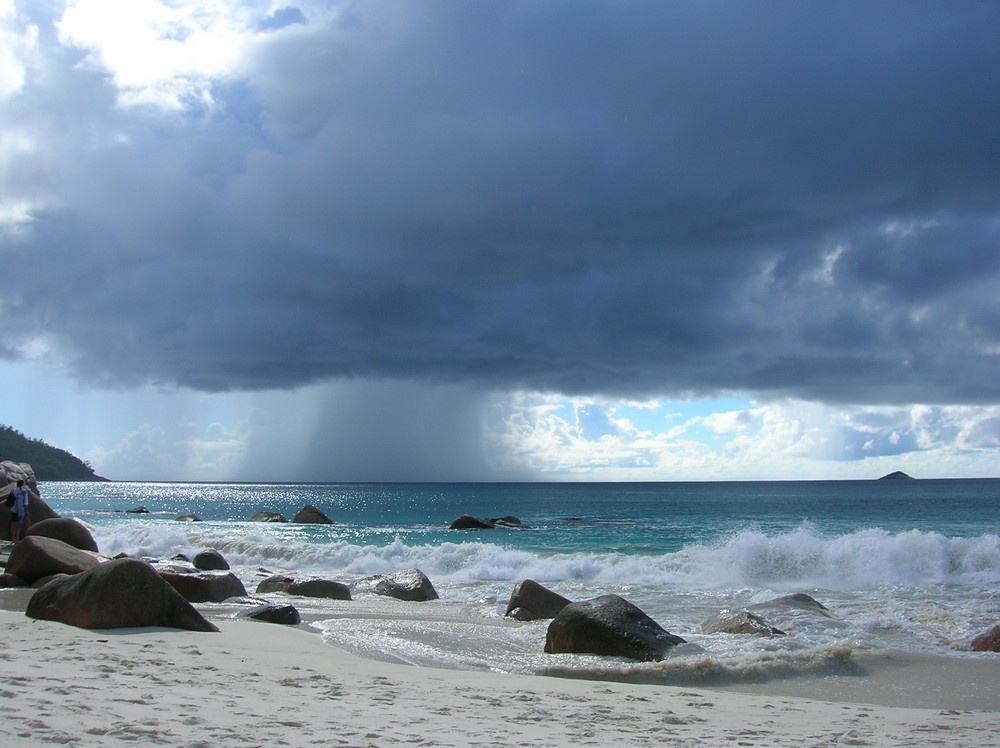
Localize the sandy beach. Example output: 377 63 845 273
1 605 998 748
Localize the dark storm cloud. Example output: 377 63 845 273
2 1 999 405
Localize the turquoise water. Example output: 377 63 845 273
32 479 1000 680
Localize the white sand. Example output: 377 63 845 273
1 610 998 747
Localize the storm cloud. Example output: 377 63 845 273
2 1 998 410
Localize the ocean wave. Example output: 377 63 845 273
538 643 858 686
90 521 1000 590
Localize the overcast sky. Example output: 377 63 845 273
1 1 998 482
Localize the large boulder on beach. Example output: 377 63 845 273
350 568 439 602
5 536 102 583
26 557 218 631
0 462 60 541
249 511 287 523
292 504 336 524
971 623 1000 652
0 572 27 588
256 574 352 600
193 549 230 571
699 609 786 637
544 594 686 661
505 579 572 621
25 518 99 553
157 570 247 603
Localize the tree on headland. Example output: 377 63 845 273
0 425 107 481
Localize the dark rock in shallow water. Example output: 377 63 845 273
126 506 149 514
545 594 685 661
489 516 523 527
158 570 247 603
292 504 336 524
350 568 439 601
26 558 218 631
249 511 287 523
747 592 832 618
256 574 295 593
0 572 27 588
505 579 571 621
242 603 301 625
25 518 99 553
286 578 351 600
971 623 1000 652
699 609 785 637
193 549 230 571
175 514 201 522
256 574 351 600
6 536 101 584
449 514 496 530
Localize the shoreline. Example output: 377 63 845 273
2 605 999 747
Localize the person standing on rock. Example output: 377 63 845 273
9 479 29 543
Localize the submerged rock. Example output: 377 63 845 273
545 594 686 661
747 593 832 618
175 514 201 522
249 511 287 523
699 609 785 637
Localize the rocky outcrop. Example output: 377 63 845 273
5 536 102 583
350 568 439 602
157 569 247 603
699 609 785 637
249 511 287 523
545 594 686 661
971 623 1000 652
126 507 149 514
26 557 218 631
448 514 524 530
449 514 496 529
292 504 335 524
25 518 99 553
193 549 230 571
176 514 201 522
0 461 60 540
505 579 571 621
241 603 301 625
256 574 351 600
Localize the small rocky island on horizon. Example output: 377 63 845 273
877 470 914 480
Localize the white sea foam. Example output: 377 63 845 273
90 521 1000 589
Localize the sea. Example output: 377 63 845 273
35 479 1000 696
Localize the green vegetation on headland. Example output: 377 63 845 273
0 425 107 481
